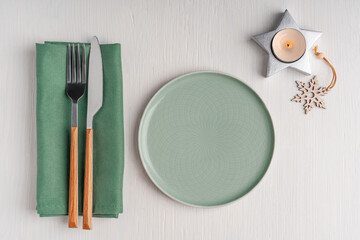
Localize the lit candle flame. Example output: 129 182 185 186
285 41 293 49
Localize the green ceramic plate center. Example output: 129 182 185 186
139 72 274 207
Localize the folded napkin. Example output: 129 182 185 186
36 42 124 218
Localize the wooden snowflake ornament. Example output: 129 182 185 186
291 76 329 114
291 46 337 114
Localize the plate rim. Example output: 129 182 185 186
138 70 275 208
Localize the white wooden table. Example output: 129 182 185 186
1 0 359 239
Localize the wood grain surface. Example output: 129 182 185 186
83 129 93 230
0 0 359 239
68 126 78 228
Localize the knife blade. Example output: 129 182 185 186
86 36 103 128
83 36 103 230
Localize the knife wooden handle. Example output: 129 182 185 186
69 126 78 228
83 129 93 230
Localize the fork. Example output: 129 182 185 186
66 44 86 228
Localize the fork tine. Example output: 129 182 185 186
72 44 76 83
82 44 86 83
66 44 71 83
77 44 81 83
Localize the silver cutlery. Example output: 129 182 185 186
66 44 86 228
83 36 103 230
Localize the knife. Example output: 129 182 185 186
83 36 103 230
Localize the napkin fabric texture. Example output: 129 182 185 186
36 42 124 218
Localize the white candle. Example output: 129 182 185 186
271 28 306 63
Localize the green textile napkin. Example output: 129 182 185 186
36 42 124 218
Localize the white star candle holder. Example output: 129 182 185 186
252 10 322 77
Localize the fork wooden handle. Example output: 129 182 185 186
83 129 93 230
69 126 78 228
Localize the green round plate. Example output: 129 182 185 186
139 72 274 207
